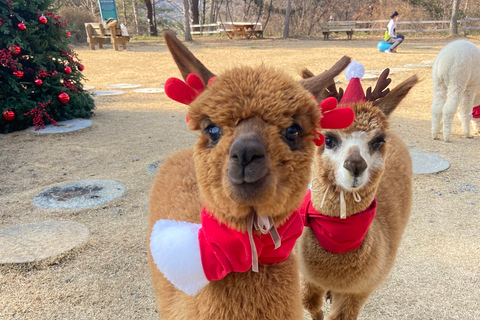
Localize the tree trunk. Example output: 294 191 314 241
450 0 461 35
144 0 158 36
132 0 140 34
184 0 193 41
209 0 216 23
283 0 291 38
192 0 200 25
122 0 128 25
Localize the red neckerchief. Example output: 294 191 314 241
472 105 480 119
198 208 303 281
298 190 376 253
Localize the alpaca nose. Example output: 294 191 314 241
228 135 267 184
343 152 367 177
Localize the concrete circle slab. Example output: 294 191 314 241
107 83 142 89
410 151 450 174
33 179 126 210
30 119 92 133
0 220 90 264
404 64 432 68
92 90 124 96
83 85 95 91
422 60 435 64
146 160 164 175
133 88 165 94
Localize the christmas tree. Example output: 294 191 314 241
0 0 94 134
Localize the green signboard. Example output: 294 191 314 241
98 0 118 21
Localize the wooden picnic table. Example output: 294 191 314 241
226 22 263 38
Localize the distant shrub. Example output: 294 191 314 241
59 7 98 44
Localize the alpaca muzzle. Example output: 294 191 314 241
228 135 268 184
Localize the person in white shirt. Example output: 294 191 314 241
385 11 404 54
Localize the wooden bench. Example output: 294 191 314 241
85 22 129 51
322 21 356 40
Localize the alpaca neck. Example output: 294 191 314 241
310 183 377 218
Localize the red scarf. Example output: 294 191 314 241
198 209 303 281
298 190 376 253
472 105 480 119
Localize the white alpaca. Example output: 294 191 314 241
431 39 480 142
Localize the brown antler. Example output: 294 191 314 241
325 80 344 102
366 68 391 102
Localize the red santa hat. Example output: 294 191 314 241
340 61 366 105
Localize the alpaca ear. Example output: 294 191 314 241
373 75 419 117
164 30 216 86
298 56 351 102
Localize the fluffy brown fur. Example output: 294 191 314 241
299 75 418 320
148 30 351 320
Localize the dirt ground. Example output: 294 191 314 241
1 34 479 320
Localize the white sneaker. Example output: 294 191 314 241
385 49 393 54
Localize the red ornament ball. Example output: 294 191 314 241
58 92 70 104
9 45 21 55
13 70 24 78
78 64 85 71
39 15 47 24
34 79 43 86
64 66 72 74
17 22 26 31
66 31 71 37
3 111 15 121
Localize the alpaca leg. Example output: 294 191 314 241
326 292 369 320
442 90 462 142
431 83 447 140
458 89 476 138
302 279 326 320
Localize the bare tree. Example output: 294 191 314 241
122 0 128 24
183 0 193 41
144 0 158 35
450 0 461 34
132 0 140 34
283 0 291 38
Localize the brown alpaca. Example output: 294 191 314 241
298 65 418 320
148 30 353 320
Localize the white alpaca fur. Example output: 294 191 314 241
431 39 480 142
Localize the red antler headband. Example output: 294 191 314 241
164 73 215 122
313 97 355 146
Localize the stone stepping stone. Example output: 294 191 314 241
404 64 432 68
422 60 434 64
30 119 92 134
0 220 90 264
146 160 164 175
133 88 165 94
389 67 413 72
33 179 126 210
410 151 450 174
83 85 95 91
107 83 142 89
362 74 378 80
413 46 432 49
92 90 124 96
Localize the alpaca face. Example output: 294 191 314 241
188 66 320 226
315 103 388 192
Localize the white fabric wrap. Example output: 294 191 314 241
150 219 209 296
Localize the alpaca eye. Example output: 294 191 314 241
205 124 222 144
285 124 302 142
325 136 338 149
372 138 386 151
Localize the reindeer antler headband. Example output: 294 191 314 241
164 73 355 146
